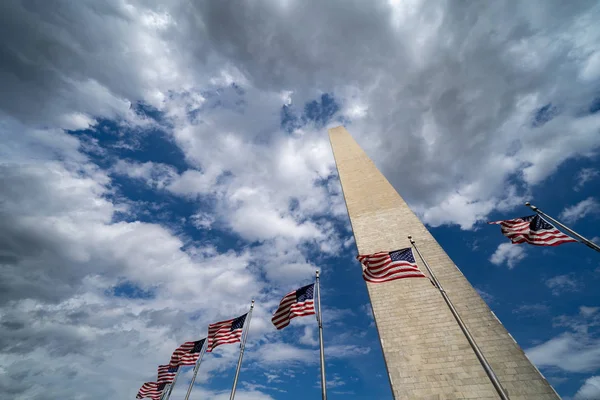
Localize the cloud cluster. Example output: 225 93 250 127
575 168 599 191
526 306 600 373
574 375 600 400
3 0 600 228
545 275 581 296
489 242 527 268
2 0 600 398
559 197 600 224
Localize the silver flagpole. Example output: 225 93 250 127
525 202 600 253
408 236 510 400
163 366 181 400
158 385 168 400
184 338 208 400
316 270 327 400
160 382 173 400
230 299 254 400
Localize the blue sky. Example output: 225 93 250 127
1 1 600 400
69 96 393 400
65 91 600 399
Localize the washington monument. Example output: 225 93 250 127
328 126 559 399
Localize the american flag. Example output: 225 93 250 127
136 382 167 400
168 338 205 367
488 214 577 246
271 283 316 330
207 313 247 352
157 364 178 383
357 248 426 283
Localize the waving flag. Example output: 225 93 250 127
489 214 577 246
272 283 316 330
157 364 178 383
207 314 247 352
357 248 426 283
168 338 205 367
169 341 194 367
136 382 166 400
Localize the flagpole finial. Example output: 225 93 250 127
316 270 320 278
408 235 415 243
525 201 538 211
250 299 255 309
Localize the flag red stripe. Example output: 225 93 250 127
363 266 424 280
489 217 576 247
358 249 426 284
271 285 316 330
272 300 314 319
367 260 417 274
207 316 245 352
137 382 166 400
274 309 317 329
157 364 177 383
272 301 315 328
364 271 427 283
169 342 196 366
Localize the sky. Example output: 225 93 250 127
0 1 599 399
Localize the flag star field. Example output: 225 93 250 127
0 1 599 399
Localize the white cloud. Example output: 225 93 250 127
580 307 600 318
254 343 316 366
575 168 599 191
475 288 495 305
2 0 600 397
298 326 319 347
559 197 600 224
259 249 318 286
0 161 283 398
190 211 216 230
325 345 371 358
326 374 347 388
112 160 178 189
527 333 600 373
58 112 97 130
513 304 550 316
360 304 374 321
574 376 600 400
252 342 369 367
545 275 580 296
580 51 600 82
489 243 527 268
184 388 275 400
167 169 222 198
526 307 600 373
2 0 600 232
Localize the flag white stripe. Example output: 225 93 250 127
489 216 576 246
358 249 426 284
363 269 426 283
272 301 315 326
271 285 316 330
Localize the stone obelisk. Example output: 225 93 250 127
328 126 559 400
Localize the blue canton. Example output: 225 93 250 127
191 339 205 353
519 215 553 230
296 283 315 302
389 248 415 263
231 314 247 331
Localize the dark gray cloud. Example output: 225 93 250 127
0 1 137 127
0 164 112 305
1 0 599 226
162 0 600 227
